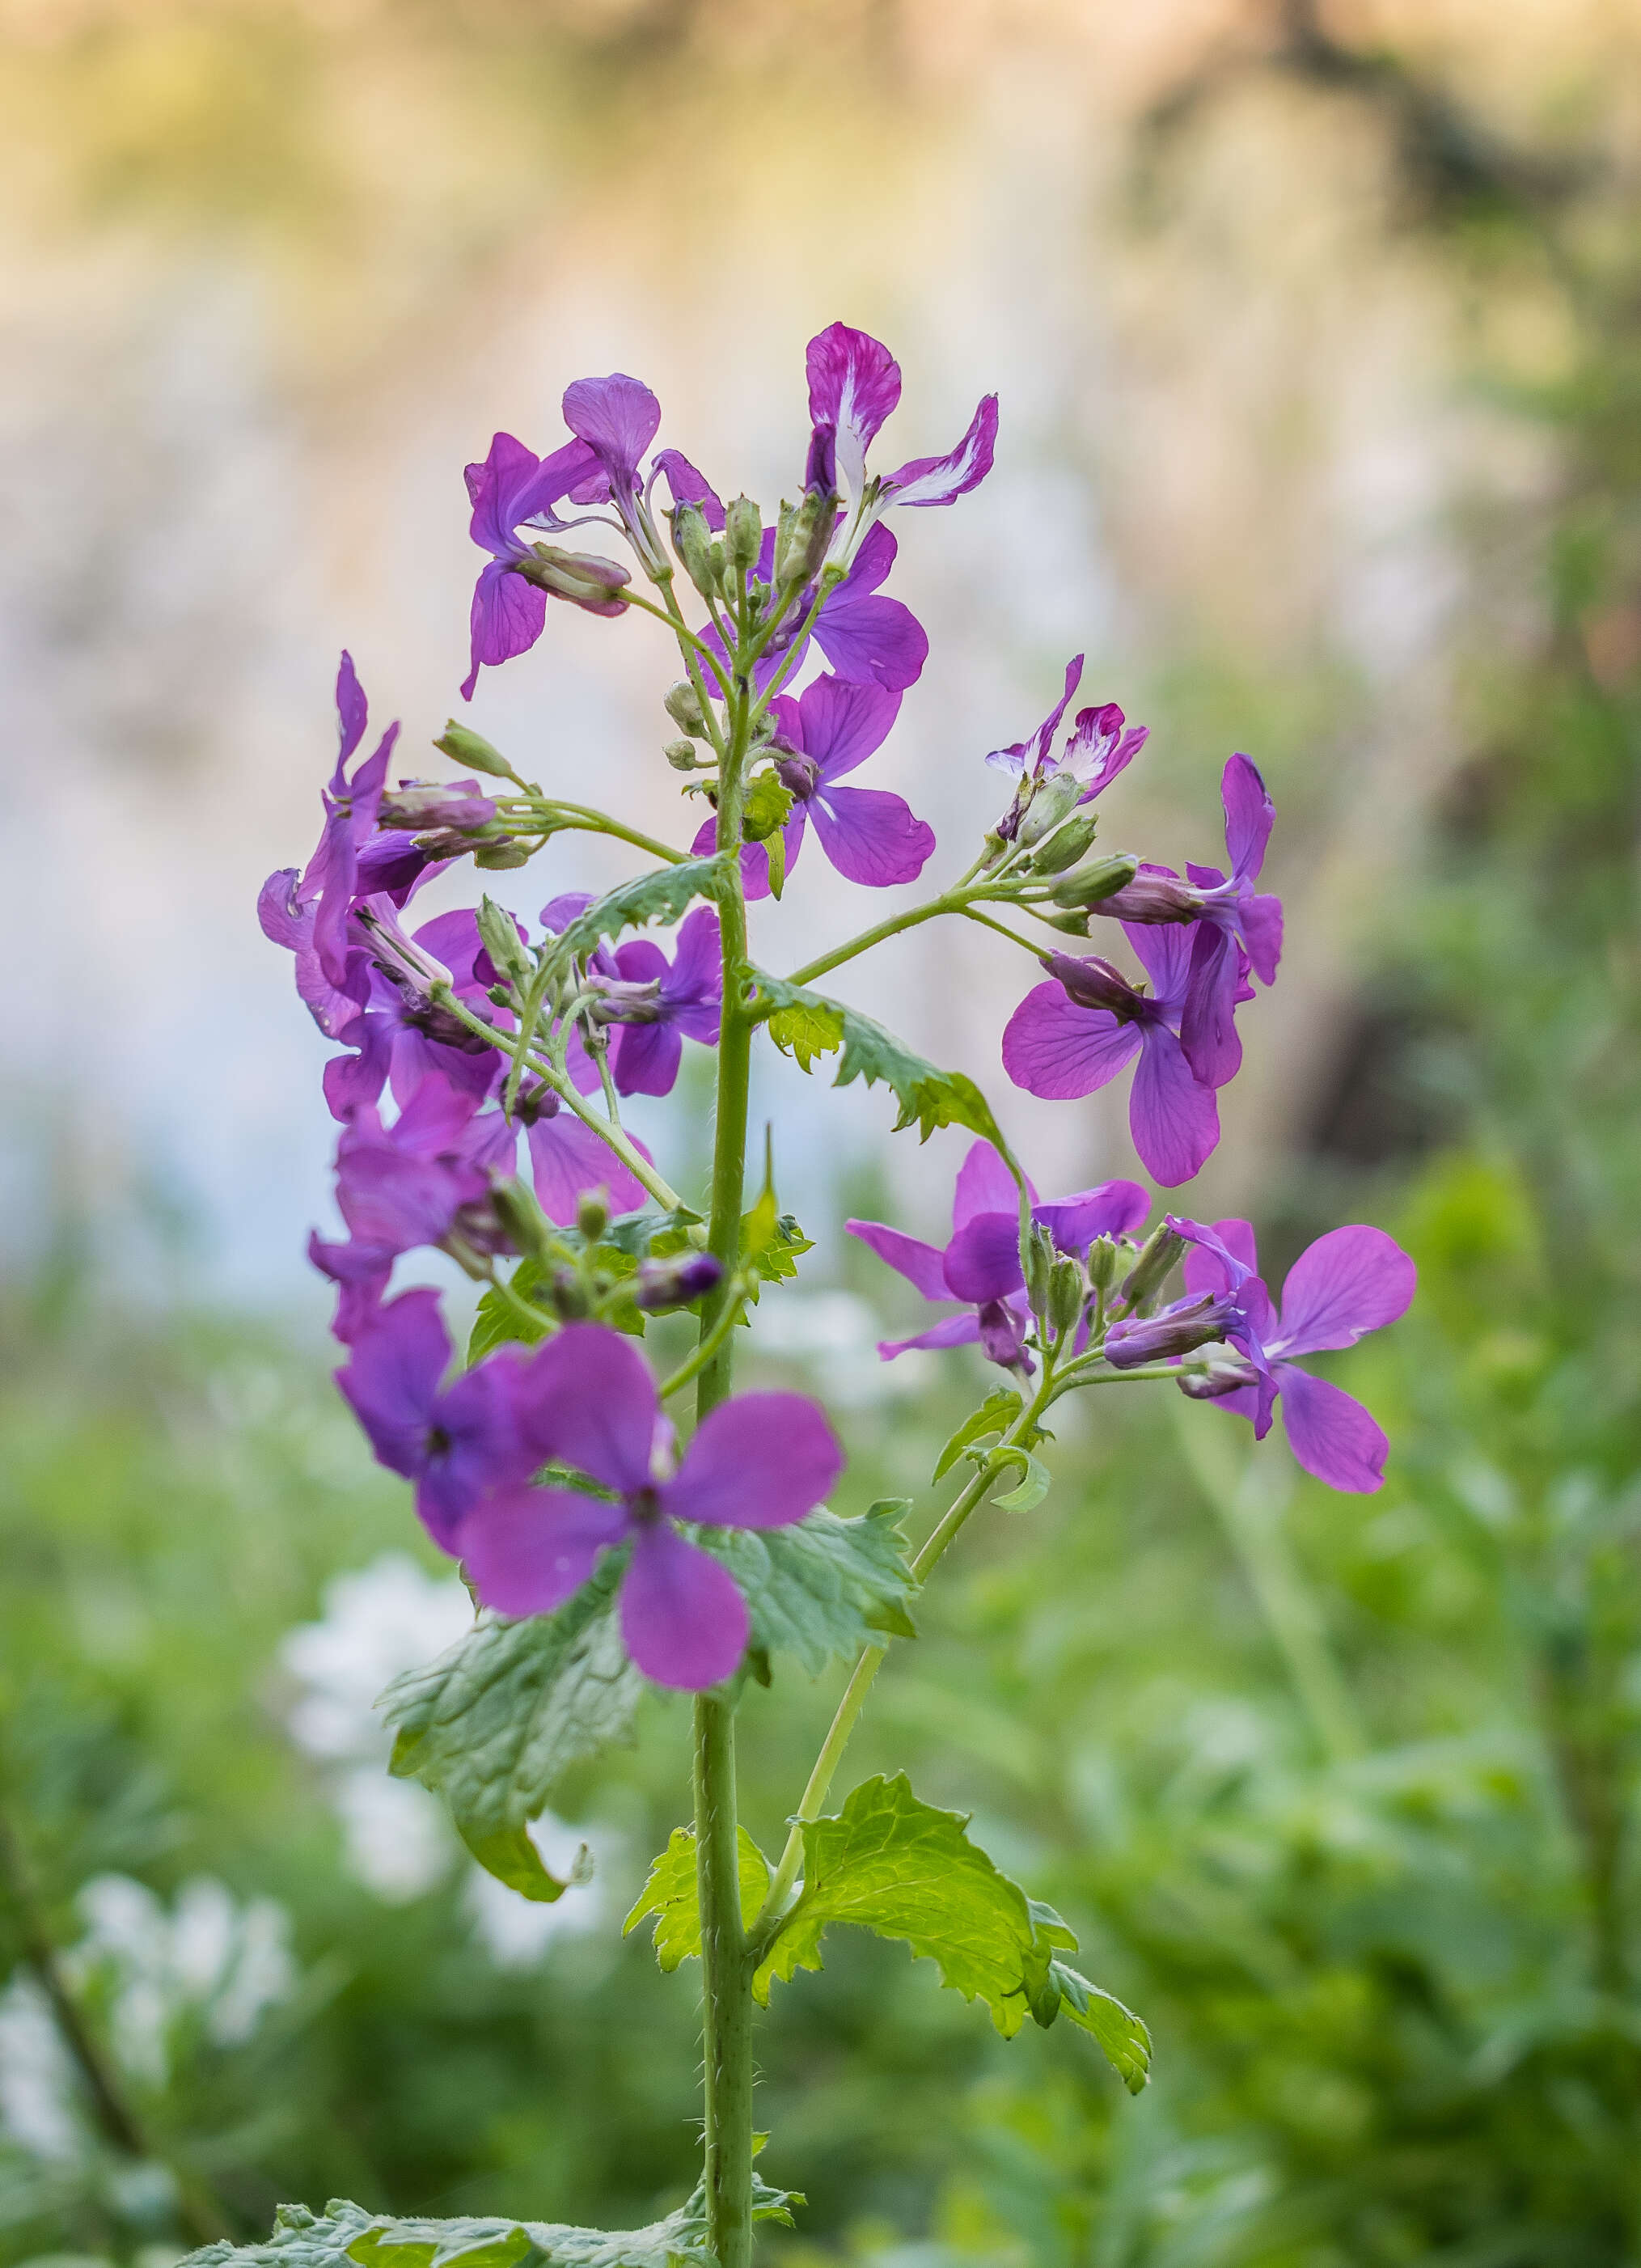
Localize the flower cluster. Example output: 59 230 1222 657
263 315 1415 1710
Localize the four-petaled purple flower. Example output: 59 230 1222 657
692 676 934 899
455 1324 844 1690
1095 757 1283 1087
336 1288 541 1547
460 431 632 701
1003 927 1229 1188
985 654 1149 840
848 1140 1148 1373
593 904 724 1098
806 321 999 566
1166 1215 1415 1492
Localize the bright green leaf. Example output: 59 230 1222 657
468 1259 555 1362
696 1502 918 1676
543 858 721 980
933 1387 1023 1483
1044 1960 1153 2095
751 972 1009 1148
379 1567 640 1899
622 1824 772 1971
992 1447 1051 1513
742 772 796 844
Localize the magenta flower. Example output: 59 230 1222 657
1096 756 1283 1088
806 321 999 562
322 908 503 1122
848 1140 1148 1372
1169 1216 1415 1492
984 656 1148 839
336 1289 540 1547
456 1325 844 1690
593 905 723 1098
1002 929 1222 1188
692 676 934 899
460 430 631 701
329 1075 515 1266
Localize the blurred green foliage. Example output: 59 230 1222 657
7 24 1641 2268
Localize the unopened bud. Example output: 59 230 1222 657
664 679 708 735
1047 1254 1088 1336
488 1177 554 1265
515 544 631 616
665 738 700 770
1050 854 1141 909
1106 1295 1233 1368
773 484 836 589
1178 1350 1260 1399
1024 1222 1055 1315
549 1267 592 1322
1094 870 1205 925
635 1251 723 1310
1119 1223 1186 1314
1015 772 1083 848
670 501 719 599
1029 811 1100 874
434 721 517 781
1086 1236 1119 1293
474 840 532 870
724 495 762 573
476 897 532 988
1043 908 1092 936
379 781 498 833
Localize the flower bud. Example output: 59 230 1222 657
1086 1236 1119 1293
476 896 532 988
1024 1221 1055 1315
665 738 701 770
670 501 720 599
635 1251 724 1310
773 484 837 589
1028 812 1100 874
1118 1222 1186 1313
515 544 631 616
1047 1254 1088 1336
1105 1294 1232 1368
488 1175 555 1265
724 495 763 573
1015 772 1082 848
549 1267 592 1322
378 781 497 832
576 1188 609 1244
1042 908 1092 936
664 680 708 735
434 721 517 781
473 840 533 870
1050 854 1141 908
1094 870 1205 925
772 748 822 799
1178 1350 1260 1399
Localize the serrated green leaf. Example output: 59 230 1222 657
180 2180 800 2268
696 1502 917 1676
543 859 721 981
1044 1960 1153 2094
992 1447 1051 1513
622 1825 771 1970
741 772 796 844
751 972 1009 1147
933 1388 1023 1483
468 1259 556 1362
379 1567 640 1898
601 1205 704 1258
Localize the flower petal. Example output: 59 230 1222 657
952 1139 1025 1229
1130 1027 1220 1187
1179 926 1244 1090
460 1487 628 1618
664 1392 843 1531
620 1525 749 1690
883 394 999 506
611 1019 684 1098
1033 1180 1150 1251
561 374 662 491
845 1219 950 1300
879 1313 981 1357
335 1288 448 1476
1277 1363 1390 1492
515 1322 658 1491
1002 983 1141 1101
1274 1226 1416 1356
813 590 928 692
1222 754 1275 883
1181 1217 1259 1299
793 675 901 782
526 1112 650 1225
943 1213 1026 1305
810 785 936 888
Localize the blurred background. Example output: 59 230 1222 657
5 0 1641 2260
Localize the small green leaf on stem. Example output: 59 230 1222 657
543 858 723 979
624 1825 772 1970
990 1446 1051 1513
752 973 1009 1148
933 1388 1023 1483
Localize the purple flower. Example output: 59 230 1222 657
336 1288 539 1547
1002 928 1221 1188
848 1140 1148 1372
456 1324 844 1690
514 1081 654 1225
592 905 723 1098
322 907 504 1122
1168 1216 1415 1492
692 676 934 899
286 654 402 988
700 522 928 696
985 657 1149 840
258 868 370 1040
1096 757 1282 1089
460 431 630 702
331 1075 515 1267
806 321 999 563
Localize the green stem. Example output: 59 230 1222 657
659 1277 748 1400
508 802 689 866
749 1370 1057 1945
692 662 757 2268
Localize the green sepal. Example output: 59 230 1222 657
933 1387 1022 1483
379 1566 641 1900
696 1501 917 1677
751 971 1010 1148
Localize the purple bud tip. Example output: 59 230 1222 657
635 1251 723 1310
